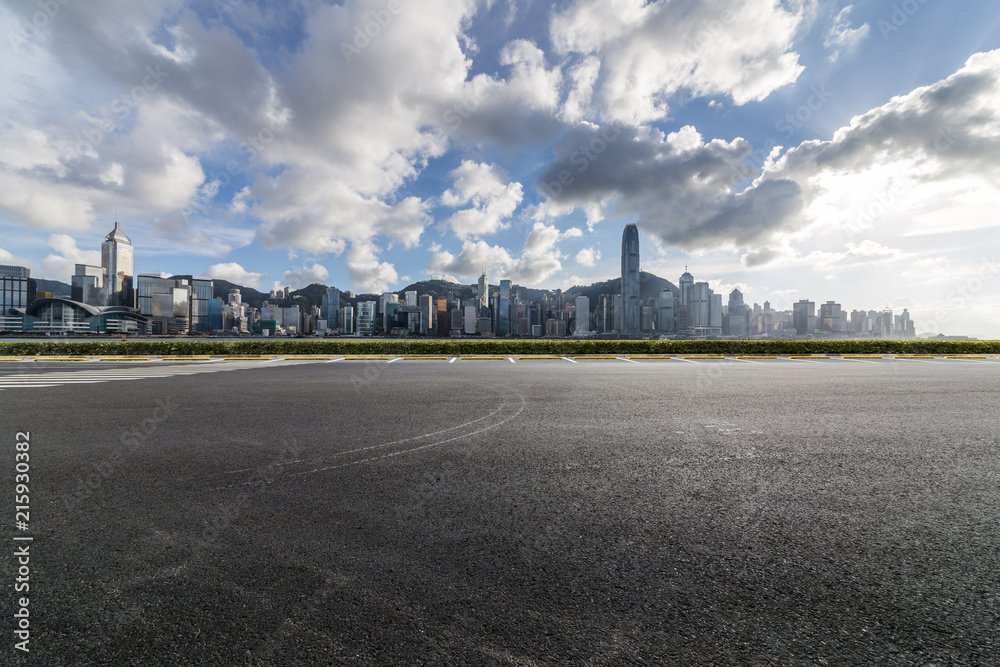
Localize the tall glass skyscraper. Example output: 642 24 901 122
478 272 489 316
620 224 640 335
102 221 134 308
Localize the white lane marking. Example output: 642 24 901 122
562 357 577 363
508 357 516 363
449 357 458 363
0 359 309 391
617 357 640 364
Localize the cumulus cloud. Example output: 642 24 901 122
279 263 330 291
39 234 102 281
347 242 398 294
536 50 1000 265
427 222 575 286
550 0 808 124
576 247 601 266
441 161 523 239
204 262 265 288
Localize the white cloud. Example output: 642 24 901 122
346 242 398 294
279 264 330 291
824 5 869 63
39 234 102 281
576 247 601 266
441 161 523 239
550 0 808 124
204 262 265 288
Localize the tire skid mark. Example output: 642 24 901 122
201 392 526 492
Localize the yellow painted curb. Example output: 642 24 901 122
0 358 23 362
737 356 778 359
99 358 151 361
516 356 563 360
682 356 726 359
33 358 88 362
628 356 674 360
944 356 987 359
572 356 620 360
223 357 273 361
894 356 935 359
459 356 506 360
163 357 213 361
285 357 334 361
341 356 392 361
789 355 831 359
400 356 450 360
841 356 884 359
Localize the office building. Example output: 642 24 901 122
72 264 106 306
357 301 376 335
621 224 640 335
657 288 675 332
321 288 341 330
418 294 433 335
792 300 815 335
477 273 489 316
819 301 844 332
102 221 134 308
0 265 35 331
498 280 512 336
574 295 590 334
340 306 355 334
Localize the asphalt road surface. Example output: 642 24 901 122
2 357 998 665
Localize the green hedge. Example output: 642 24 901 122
1 339 998 356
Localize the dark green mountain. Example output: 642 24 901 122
564 272 680 312
33 279 72 297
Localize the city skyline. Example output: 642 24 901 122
1 2 999 337
1 219 938 339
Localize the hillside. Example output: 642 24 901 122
564 272 680 311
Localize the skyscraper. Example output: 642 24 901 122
478 272 489 316
498 280 512 336
574 295 590 334
321 287 341 330
621 224 640 335
102 220 134 308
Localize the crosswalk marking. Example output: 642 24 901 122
0 359 319 391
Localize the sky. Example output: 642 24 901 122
1 0 999 337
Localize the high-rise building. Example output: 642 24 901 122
321 287 341 330
498 279 512 336
380 293 398 333
477 273 489 316
689 282 711 328
819 301 843 332
678 268 694 307
357 301 376 335
0 266 35 331
340 306 355 334
621 224 640 335
190 277 214 332
464 304 477 334
573 295 590 334
405 290 417 307
102 221 134 308
418 294 433 335
72 264 106 306
657 288 675 332
792 300 815 335
437 298 450 336
137 274 191 335
727 289 748 337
